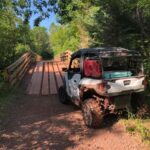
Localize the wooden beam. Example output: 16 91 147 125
41 62 49 95
57 62 66 78
6 52 31 73
49 62 57 94
28 62 43 95
53 62 63 88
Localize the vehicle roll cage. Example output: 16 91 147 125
69 47 141 78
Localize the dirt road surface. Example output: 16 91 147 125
0 94 148 150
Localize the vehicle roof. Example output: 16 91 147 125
71 47 141 58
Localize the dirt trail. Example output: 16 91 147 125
0 67 148 150
0 94 148 150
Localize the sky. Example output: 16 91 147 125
30 12 57 31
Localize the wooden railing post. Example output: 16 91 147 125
60 50 72 63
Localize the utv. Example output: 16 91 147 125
58 47 147 128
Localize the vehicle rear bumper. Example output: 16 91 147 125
105 88 145 97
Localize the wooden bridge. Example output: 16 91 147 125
27 61 67 95
4 51 71 95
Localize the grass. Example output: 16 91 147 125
123 118 150 147
0 86 23 118
122 90 150 148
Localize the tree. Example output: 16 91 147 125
12 0 57 26
49 23 80 55
56 0 99 49
88 0 150 49
31 27 52 58
0 2 19 69
87 0 150 75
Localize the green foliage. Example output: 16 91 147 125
1 0 150 76
56 0 100 48
31 27 51 54
0 7 33 70
124 119 150 146
11 0 57 26
30 26 53 59
89 1 150 50
0 87 23 118
15 43 30 55
0 6 19 69
57 0 98 24
49 23 80 55
56 0 150 65
0 1 54 71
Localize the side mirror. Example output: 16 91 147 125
62 67 68 72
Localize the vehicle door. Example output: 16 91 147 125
67 56 81 98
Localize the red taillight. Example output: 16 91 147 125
98 83 110 92
84 59 102 78
142 78 148 88
98 83 105 92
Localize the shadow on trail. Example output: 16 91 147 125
102 114 119 128
0 94 124 150
0 104 89 149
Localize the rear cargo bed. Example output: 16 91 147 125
103 71 132 79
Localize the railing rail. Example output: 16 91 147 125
4 51 41 86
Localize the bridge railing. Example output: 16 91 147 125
60 50 81 68
60 50 72 62
4 51 41 86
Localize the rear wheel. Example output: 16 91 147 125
82 98 104 128
58 86 69 104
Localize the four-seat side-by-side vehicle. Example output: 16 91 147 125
58 47 147 128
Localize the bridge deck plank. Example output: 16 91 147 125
49 62 57 95
57 62 66 78
53 62 63 88
27 61 67 95
41 62 49 95
30 62 43 95
28 62 41 95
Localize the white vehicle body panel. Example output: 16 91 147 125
79 78 103 85
64 72 81 98
79 76 145 96
107 77 145 94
